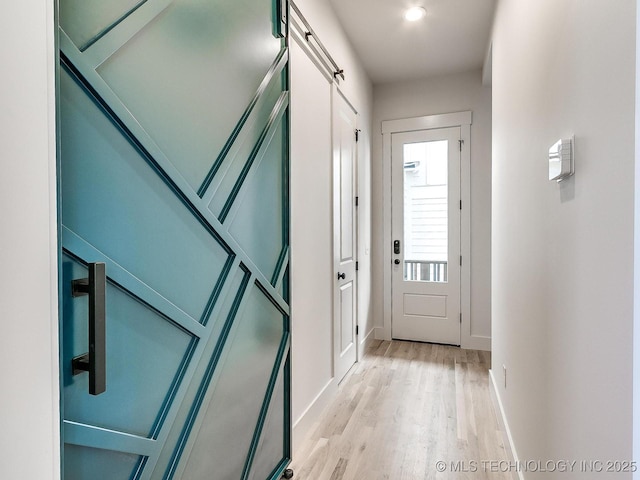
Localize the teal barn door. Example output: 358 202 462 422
57 1 291 479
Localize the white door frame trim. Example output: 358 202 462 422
381 111 475 348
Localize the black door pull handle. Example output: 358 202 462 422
71 262 107 396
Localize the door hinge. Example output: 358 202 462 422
355 129 361 142
356 261 359 271
459 139 464 151
355 196 359 207
356 325 359 335
459 200 462 210
460 255 462 266
460 313 462 324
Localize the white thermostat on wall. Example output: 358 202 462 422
548 137 574 182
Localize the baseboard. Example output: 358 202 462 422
373 326 389 341
489 369 524 480
293 327 377 454
462 334 491 351
373 324 491 350
359 326 376 355
292 378 337 454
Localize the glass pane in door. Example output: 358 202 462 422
403 140 448 282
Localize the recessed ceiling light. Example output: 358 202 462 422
404 6 427 22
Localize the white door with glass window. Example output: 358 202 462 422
391 127 461 345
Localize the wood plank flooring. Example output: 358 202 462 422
289 340 512 480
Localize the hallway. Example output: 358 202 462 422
290 341 511 480
2 1 638 478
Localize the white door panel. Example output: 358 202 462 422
333 89 358 383
339 281 355 354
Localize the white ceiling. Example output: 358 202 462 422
328 0 497 85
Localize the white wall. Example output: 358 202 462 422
635 3 640 476
0 1 59 479
292 0 374 349
289 0 373 452
372 70 492 347
293 0 373 133
492 1 635 477
290 39 335 447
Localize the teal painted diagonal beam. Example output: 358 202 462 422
272 245 290 289
198 48 289 198
241 331 290 480
218 92 290 224
158 268 253 479
64 421 158 457
77 0 172 63
62 227 208 339
141 264 252 479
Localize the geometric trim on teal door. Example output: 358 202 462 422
58 0 291 478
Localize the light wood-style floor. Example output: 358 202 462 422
289 340 512 480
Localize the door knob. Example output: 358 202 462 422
394 259 400 265
337 272 346 280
